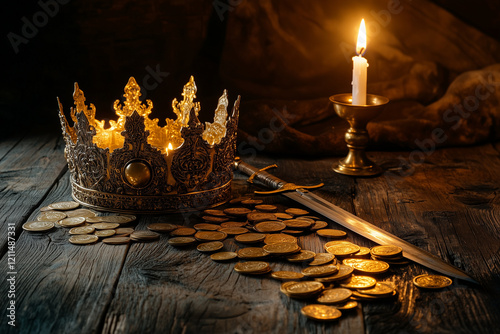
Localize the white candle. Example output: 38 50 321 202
352 19 368 105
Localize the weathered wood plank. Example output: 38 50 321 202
0 171 130 334
353 144 500 333
0 132 67 254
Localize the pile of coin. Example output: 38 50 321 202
23 201 138 245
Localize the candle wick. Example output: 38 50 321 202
357 47 365 56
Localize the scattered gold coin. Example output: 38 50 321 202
343 259 390 275
65 208 97 218
147 223 177 233
335 301 358 310
314 265 354 283
285 208 309 216
264 233 297 245
218 227 249 235
210 251 238 261
326 243 361 257
301 304 342 321
100 215 135 224
130 230 160 241
255 204 278 212
95 229 116 238
203 209 227 217
302 264 339 278
286 250 316 263
48 201 80 211
271 271 305 281
170 227 197 236
197 241 224 253
241 199 264 206
316 288 353 304
59 216 86 228
316 229 347 238
22 221 55 232
37 211 67 222
69 225 95 235
193 223 220 231
284 219 313 229
234 261 271 274
358 282 395 296
371 245 403 258
220 221 247 228
224 207 252 217
309 253 336 266
310 221 328 230
194 231 228 242
274 213 294 220
234 233 267 244
168 237 197 246
282 281 324 298
92 222 120 230
69 234 99 245
102 236 131 245
254 221 286 233
339 275 377 289
237 247 269 259
413 274 453 289
85 216 105 223
352 247 371 258
202 216 229 223
263 242 301 256
247 212 278 223
115 227 135 236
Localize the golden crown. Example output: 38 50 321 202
57 76 240 213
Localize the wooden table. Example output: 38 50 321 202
1 130 500 334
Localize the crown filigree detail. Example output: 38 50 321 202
57 76 240 213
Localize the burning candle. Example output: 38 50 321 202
352 19 368 105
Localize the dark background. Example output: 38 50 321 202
1 0 499 138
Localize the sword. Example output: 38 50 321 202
234 158 478 284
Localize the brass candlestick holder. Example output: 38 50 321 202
329 93 389 177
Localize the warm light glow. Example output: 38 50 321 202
356 19 367 55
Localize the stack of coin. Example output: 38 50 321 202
370 245 409 265
234 261 271 275
280 281 324 299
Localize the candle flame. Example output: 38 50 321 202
168 143 173 150
356 19 367 56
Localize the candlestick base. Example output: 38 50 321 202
329 93 389 177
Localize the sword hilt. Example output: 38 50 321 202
234 157 286 191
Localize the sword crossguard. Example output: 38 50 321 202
254 182 324 195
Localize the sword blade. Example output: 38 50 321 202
285 189 478 284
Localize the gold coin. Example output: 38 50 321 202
202 215 229 223
203 209 227 217
324 240 354 249
285 208 309 216
352 247 371 258
274 213 293 220
309 253 336 266
316 229 347 238
247 212 278 223
147 223 178 233
326 243 360 257
95 229 116 238
170 227 197 236
371 245 403 258
219 227 249 235
194 231 227 242
100 215 135 224
310 221 328 230
317 288 353 304
168 236 196 246
335 300 358 310
85 216 105 223
210 251 238 261
302 264 339 278
284 219 313 229
358 282 395 296
301 304 342 321
48 201 80 211
241 199 264 206
92 222 120 230
39 206 52 212
130 230 160 241
59 216 86 227
254 221 286 233
115 227 135 236
65 208 97 218
197 241 224 253
229 196 251 204
69 225 95 235
255 204 278 212
287 250 316 262
102 236 131 245
69 234 99 245
413 274 452 289
234 261 270 274
283 281 324 298
281 229 304 235
339 275 377 289
264 233 297 245
37 211 67 222
314 265 354 283
343 259 390 275
263 242 300 255
271 271 304 281
193 223 220 231
223 207 252 217
351 290 397 300
237 247 269 259
234 233 266 244
220 221 247 228
22 221 55 232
